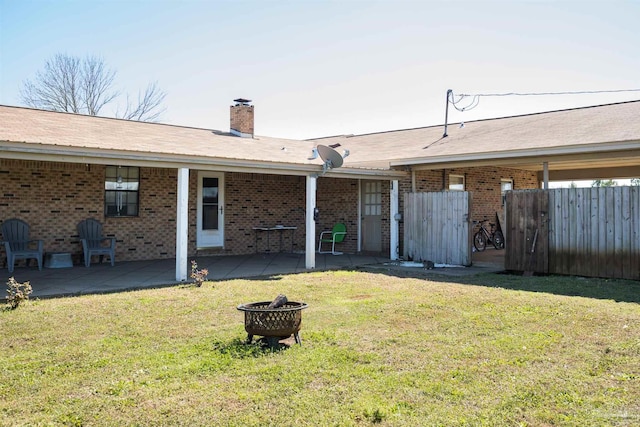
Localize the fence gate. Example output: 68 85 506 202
404 192 471 266
506 188 640 279
504 190 549 273
548 187 640 280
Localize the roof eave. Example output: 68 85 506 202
391 140 640 170
0 141 405 179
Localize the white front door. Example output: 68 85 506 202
197 172 224 248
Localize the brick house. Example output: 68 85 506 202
1 99 638 279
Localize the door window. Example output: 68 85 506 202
202 177 219 230
197 172 224 248
364 181 382 215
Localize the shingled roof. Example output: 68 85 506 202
308 100 640 171
2 100 639 175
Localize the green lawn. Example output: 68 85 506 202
1 270 639 426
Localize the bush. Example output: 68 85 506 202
6 277 32 310
190 260 209 287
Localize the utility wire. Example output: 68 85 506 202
458 88 640 97
442 88 640 137
448 88 640 114
450 94 480 112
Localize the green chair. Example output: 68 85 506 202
318 223 347 255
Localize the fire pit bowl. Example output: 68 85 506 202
237 301 308 347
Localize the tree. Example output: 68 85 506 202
20 54 166 122
591 179 617 187
631 178 640 186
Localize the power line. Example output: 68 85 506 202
449 88 640 113
442 88 640 137
458 88 640 97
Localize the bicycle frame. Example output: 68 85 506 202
473 220 504 251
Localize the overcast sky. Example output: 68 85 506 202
1 0 639 140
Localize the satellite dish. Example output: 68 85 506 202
317 144 344 173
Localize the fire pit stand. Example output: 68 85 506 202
237 301 308 348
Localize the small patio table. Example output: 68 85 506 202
252 226 297 253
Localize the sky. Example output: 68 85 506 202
1 0 639 141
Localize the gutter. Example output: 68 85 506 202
0 141 406 179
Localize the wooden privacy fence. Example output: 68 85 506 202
505 187 640 280
404 191 471 266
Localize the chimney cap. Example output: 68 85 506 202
233 98 252 105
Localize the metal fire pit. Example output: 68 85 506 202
237 301 308 347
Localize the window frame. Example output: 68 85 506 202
104 165 140 217
501 178 513 205
448 174 465 191
501 178 513 194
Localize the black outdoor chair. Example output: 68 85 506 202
1 218 44 273
77 218 116 267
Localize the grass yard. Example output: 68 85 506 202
1 270 639 426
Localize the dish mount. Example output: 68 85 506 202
316 145 350 174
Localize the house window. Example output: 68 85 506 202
501 178 513 205
105 166 139 217
449 174 465 191
501 179 513 194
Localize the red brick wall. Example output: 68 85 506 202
0 161 369 262
202 172 307 255
0 159 537 263
0 160 178 264
192 174 365 255
317 178 361 254
441 166 539 223
400 165 539 222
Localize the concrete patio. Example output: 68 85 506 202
1 253 391 299
1 249 505 300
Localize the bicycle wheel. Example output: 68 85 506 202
473 231 486 252
493 230 505 249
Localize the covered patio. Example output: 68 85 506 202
1 253 391 299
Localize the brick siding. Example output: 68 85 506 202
0 161 178 264
208 172 307 255
396 166 538 223
317 178 361 254
0 160 537 264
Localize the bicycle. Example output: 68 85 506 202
473 220 504 251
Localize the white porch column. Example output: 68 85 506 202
390 180 400 260
305 174 317 269
543 162 549 189
176 168 189 281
